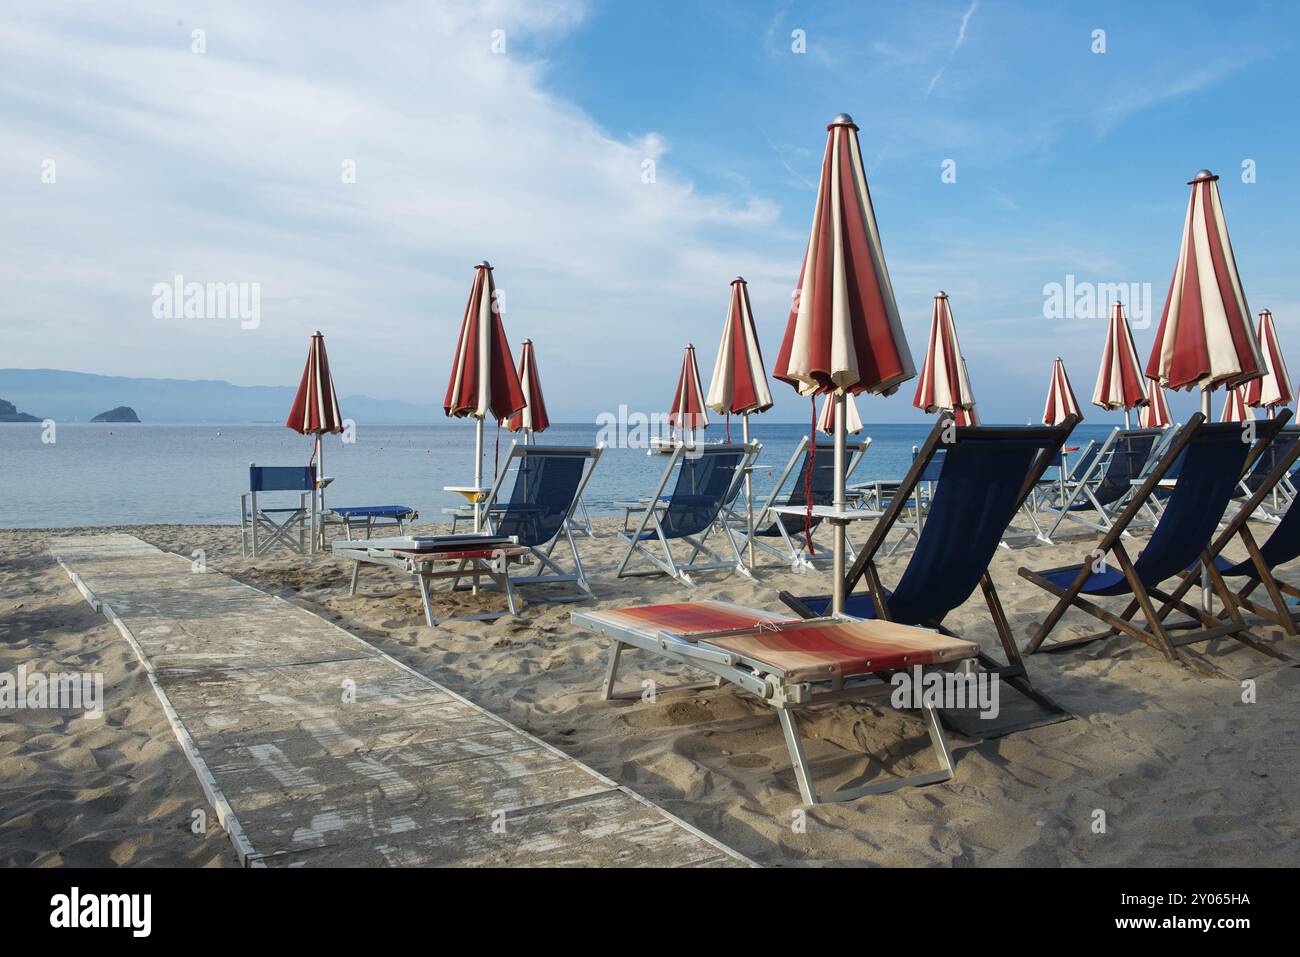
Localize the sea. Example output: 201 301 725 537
0 420 1119 529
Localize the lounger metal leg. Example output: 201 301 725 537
416 572 436 628
601 641 625 701
349 559 360 596
777 704 956 806
778 709 819 805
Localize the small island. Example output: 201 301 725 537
90 406 141 423
0 398 41 422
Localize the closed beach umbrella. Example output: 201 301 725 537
817 391 863 434
1146 170 1264 413
913 292 975 415
773 113 916 614
444 261 526 530
286 330 344 543
1244 310 1293 415
1140 378 1172 428
669 344 709 435
1220 386 1255 423
1092 301 1148 427
705 277 772 566
506 339 550 441
1043 357 1083 426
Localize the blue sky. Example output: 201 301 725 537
2 0 1298 424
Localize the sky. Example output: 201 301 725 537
2 0 1298 424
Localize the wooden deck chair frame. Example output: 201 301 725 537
474 442 604 601
575 606 970 805
779 415 1077 734
1020 411 1291 678
739 435 872 570
616 442 759 588
1129 420 1300 653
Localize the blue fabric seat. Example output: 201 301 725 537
240 464 317 556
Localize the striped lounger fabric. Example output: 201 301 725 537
574 600 978 805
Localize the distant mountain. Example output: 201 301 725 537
0 369 437 424
91 405 141 423
0 397 41 422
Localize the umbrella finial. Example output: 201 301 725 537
829 112 857 129
936 290 947 299
733 276 745 285
1189 169 1217 184
476 260 492 270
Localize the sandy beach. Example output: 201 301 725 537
3 515 1296 868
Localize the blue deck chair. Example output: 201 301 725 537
779 415 1077 737
1020 411 1291 677
240 464 316 556
1233 425 1300 521
1138 425 1300 646
617 442 758 587
742 435 871 569
1038 427 1167 541
477 443 603 599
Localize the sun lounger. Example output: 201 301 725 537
327 504 418 540
332 534 531 626
778 415 1076 737
240 464 317 557
852 446 945 556
740 435 871 570
1019 411 1291 677
1037 426 1168 541
617 442 758 587
573 600 978 804
474 443 602 600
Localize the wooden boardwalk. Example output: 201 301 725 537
52 535 750 867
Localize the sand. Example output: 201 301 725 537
2 515 1297 868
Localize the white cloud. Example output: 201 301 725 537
0 0 791 419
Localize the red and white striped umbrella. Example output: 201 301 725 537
444 262 526 421
443 261 526 528
1043 357 1083 426
1140 378 1172 428
1146 170 1263 395
774 114 914 399
773 113 915 615
1220 386 1255 422
506 339 550 437
817 391 863 434
669 344 708 431
286 331 344 436
706 277 773 417
1092 301 1148 416
1244 309 1293 412
955 403 979 426
286 330 344 546
913 291 976 417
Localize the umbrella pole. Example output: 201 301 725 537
832 392 847 617
474 417 484 532
315 434 323 554
1123 409 1131 429
1200 386 1213 611
742 412 754 569
1201 387 1210 418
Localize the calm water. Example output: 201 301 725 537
0 421 1119 528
